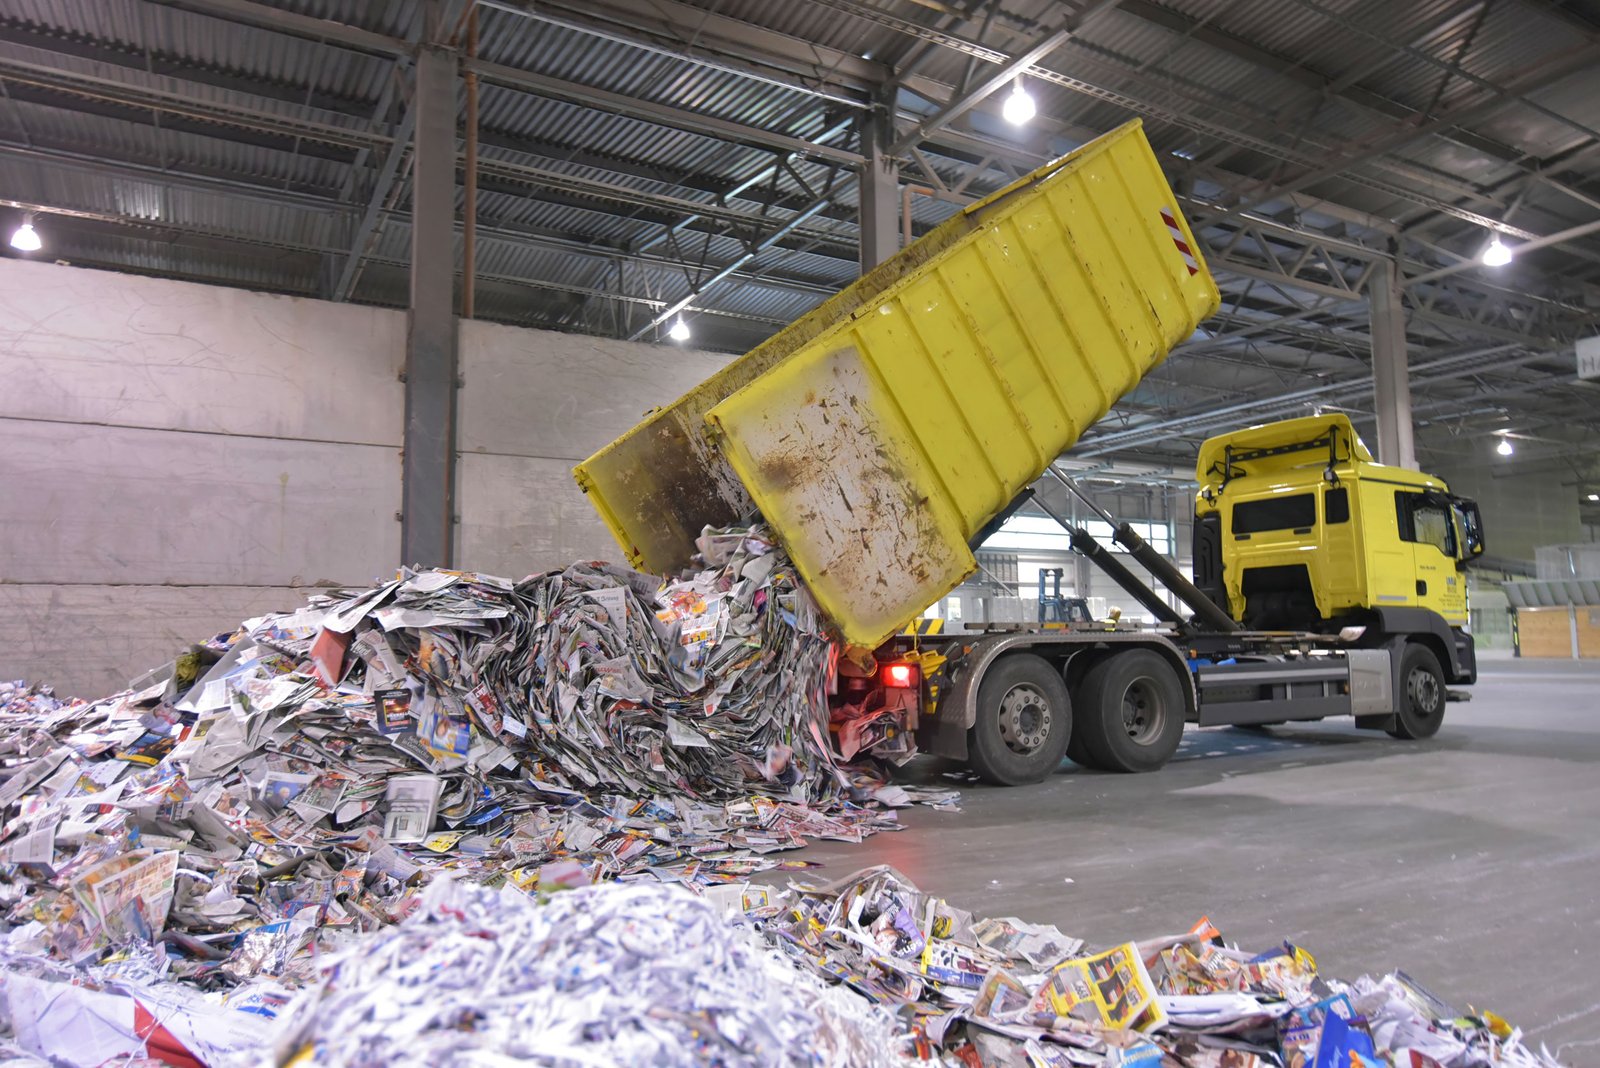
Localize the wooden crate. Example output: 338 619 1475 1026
1516 606 1600 659
1517 607 1575 658
1580 608 1600 659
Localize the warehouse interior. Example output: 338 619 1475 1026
1 1 1599 1064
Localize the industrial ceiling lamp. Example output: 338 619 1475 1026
1002 77 1036 126
9 214 41 252
1495 436 1513 456
1481 234 1512 267
667 316 691 342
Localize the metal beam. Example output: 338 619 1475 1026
888 1 1120 155
0 139 355 215
1291 0 1600 145
1368 259 1416 469
1404 217 1600 288
477 0 865 110
154 0 407 56
859 93 900 271
472 154 849 246
1111 0 1600 225
0 140 847 300
0 192 345 254
547 0 890 98
333 106 415 301
465 57 861 167
0 56 386 152
624 192 840 341
810 0 1554 239
1078 344 1528 456
1207 39 1600 223
0 16 380 114
401 30 458 567
151 0 887 175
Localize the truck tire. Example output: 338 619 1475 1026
1066 727 1098 768
1388 643 1445 740
967 654 1072 786
1077 650 1185 773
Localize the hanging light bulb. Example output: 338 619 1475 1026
9 215 41 252
1495 437 1513 456
1002 77 1036 126
1481 235 1512 267
667 316 691 342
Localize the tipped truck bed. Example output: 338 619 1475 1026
575 119 1219 648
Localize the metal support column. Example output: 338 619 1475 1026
401 18 459 566
858 91 900 271
1368 258 1416 470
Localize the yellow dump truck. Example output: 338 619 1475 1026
576 120 1484 786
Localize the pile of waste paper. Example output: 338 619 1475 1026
0 528 951 995
1 866 1563 1066
273 878 898 1068
0 521 1567 1067
751 865 1562 1067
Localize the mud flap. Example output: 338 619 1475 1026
919 710 970 762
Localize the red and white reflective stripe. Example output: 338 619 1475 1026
1159 207 1199 276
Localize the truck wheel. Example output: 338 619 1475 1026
1077 650 1185 773
1388 644 1445 740
967 654 1072 786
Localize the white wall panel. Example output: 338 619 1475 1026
0 259 404 445
454 319 732 577
458 319 728 458
0 584 312 698
455 453 623 577
0 420 400 586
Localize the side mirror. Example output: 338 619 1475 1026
1450 497 1485 559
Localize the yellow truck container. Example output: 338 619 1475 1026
574 119 1219 648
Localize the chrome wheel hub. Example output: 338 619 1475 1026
998 684 1052 754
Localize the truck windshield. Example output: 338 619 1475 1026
1231 493 1315 534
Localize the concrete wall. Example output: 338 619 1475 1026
455 319 728 577
0 259 404 697
0 259 728 697
1430 440 1581 564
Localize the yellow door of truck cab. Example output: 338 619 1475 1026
1390 487 1469 627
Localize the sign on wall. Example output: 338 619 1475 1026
1579 336 1600 381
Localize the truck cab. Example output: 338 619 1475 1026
1192 415 1484 637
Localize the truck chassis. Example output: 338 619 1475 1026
848 487 1478 786
880 621 1470 786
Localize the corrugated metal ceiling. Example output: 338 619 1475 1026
2 0 1599 463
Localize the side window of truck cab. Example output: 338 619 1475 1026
1395 491 1456 557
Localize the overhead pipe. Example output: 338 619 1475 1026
1076 343 1524 456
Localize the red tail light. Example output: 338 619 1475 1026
884 663 919 688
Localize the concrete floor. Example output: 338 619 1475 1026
775 658 1600 1062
